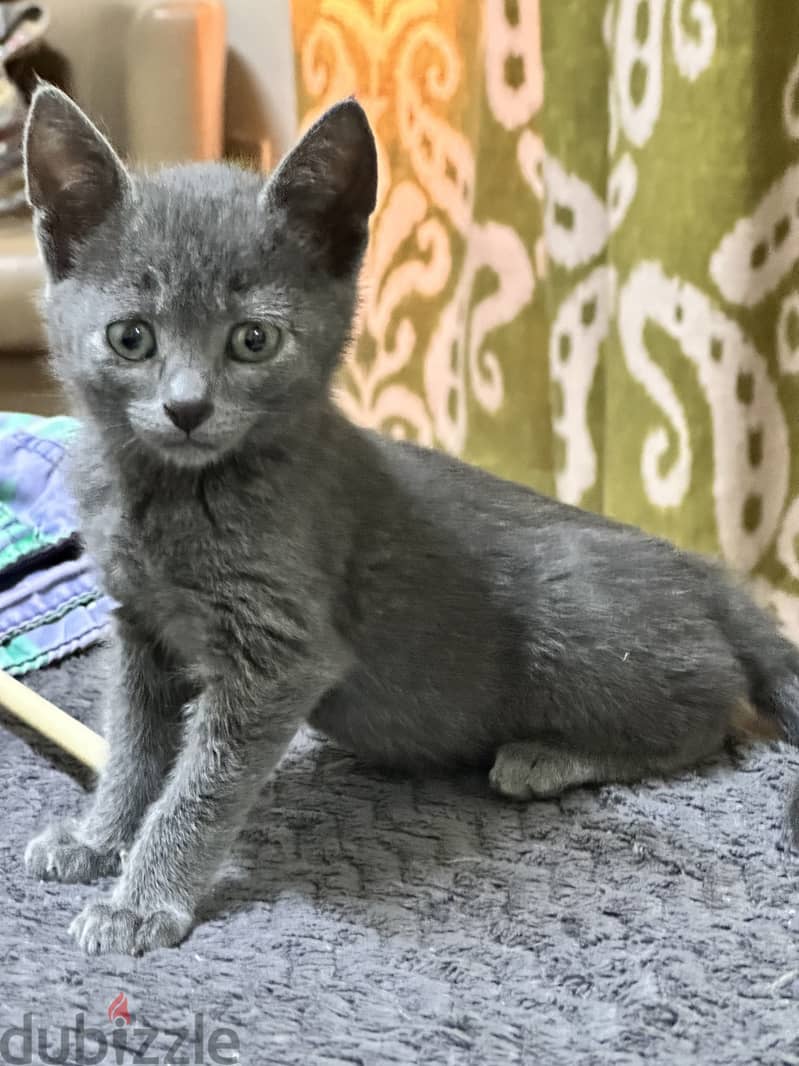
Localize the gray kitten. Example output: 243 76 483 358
22 85 799 957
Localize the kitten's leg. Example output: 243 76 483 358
25 621 187 883
489 734 724 800
69 670 331 955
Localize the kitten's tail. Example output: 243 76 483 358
719 584 799 850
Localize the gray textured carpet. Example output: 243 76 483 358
1 650 798 1065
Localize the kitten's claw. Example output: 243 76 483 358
25 821 121 883
70 898 192 956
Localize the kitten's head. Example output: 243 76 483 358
23 86 377 468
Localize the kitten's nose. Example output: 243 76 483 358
163 399 213 435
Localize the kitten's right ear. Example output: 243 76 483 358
24 84 131 280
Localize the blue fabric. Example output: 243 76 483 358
0 413 112 674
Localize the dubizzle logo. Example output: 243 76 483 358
0 991 240 1064
106 993 131 1026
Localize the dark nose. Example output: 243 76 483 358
163 399 213 435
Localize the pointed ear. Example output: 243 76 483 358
24 84 131 280
264 98 377 275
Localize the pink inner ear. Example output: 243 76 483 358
47 130 94 194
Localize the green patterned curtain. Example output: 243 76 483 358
291 0 799 640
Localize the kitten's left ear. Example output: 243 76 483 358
24 84 131 280
264 98 377 275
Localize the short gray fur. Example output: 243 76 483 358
20 85 799 958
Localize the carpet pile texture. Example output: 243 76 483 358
1 650 798 1064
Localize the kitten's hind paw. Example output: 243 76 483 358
25 821 121 884
489 741 596 800
70 899 191 956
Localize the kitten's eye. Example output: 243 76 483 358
228 321 281 363
106 320 156 361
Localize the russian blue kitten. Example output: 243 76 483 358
22 85 799 956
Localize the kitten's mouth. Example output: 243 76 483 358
133 419 242 468
149 433 224 468
161 437 217 451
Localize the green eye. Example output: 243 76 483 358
228 321 281 363
107 320 156 361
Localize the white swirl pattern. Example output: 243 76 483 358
619 262 789 573
549 266 616 505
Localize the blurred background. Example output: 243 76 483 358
1 0 799 639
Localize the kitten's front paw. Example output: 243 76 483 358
25 821 121 883
70 898 192 956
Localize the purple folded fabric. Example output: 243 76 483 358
0 419 81 573
0 594 114 676
0 555 99 641
0 413 113 675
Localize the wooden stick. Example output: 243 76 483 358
0 667 107 772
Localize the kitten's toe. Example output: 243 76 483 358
133 907 191 955
70 901 138 955
25 822 121 883
489 743 538 799
490 742 594 799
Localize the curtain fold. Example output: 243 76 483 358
291 0 799 640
